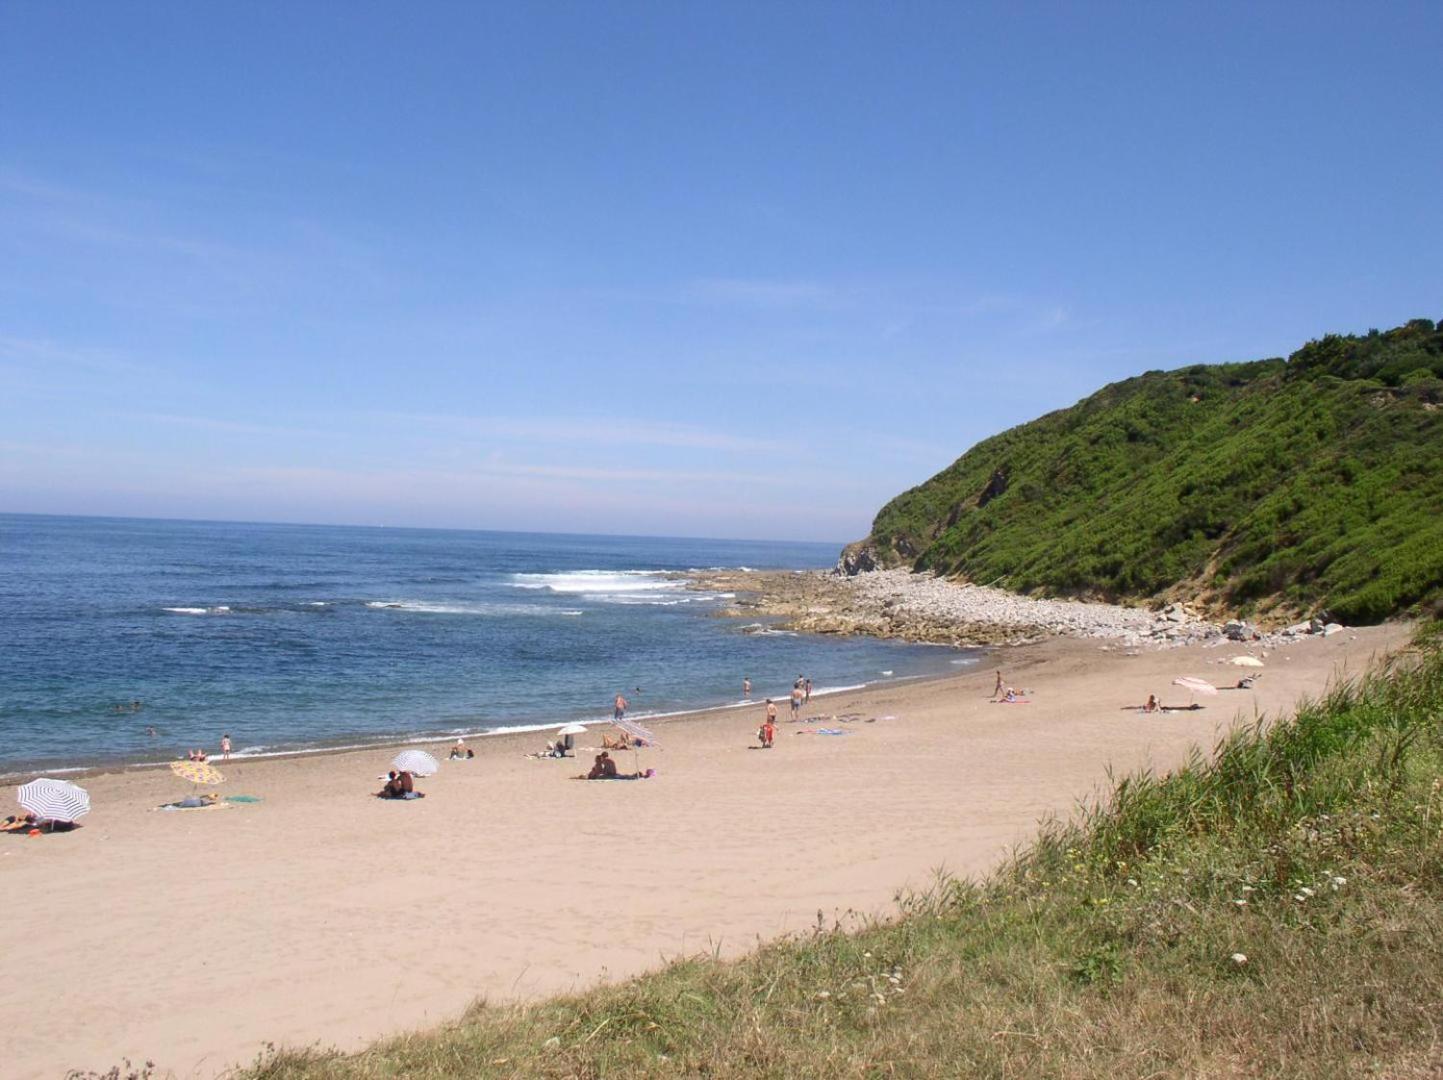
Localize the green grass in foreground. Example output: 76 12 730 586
221 627 1443 1079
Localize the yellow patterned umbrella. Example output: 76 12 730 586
169 760 225 785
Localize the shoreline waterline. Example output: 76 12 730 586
2 626 1409 1080
0 663 980 783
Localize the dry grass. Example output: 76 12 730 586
219 627 1443 1080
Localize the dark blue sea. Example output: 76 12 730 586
0 515 976 774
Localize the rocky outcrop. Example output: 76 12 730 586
686 568 1354 651
836 540 879 577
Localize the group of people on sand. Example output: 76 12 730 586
2 812 77 834
990 670 1029 702
376 770 422 799
448 739 476 760
575 751 652 781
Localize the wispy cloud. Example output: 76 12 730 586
0 336 158 383
365 411 782 453
681 277 834 309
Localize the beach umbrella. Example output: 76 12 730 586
556 723 588 753
609 717 657 775
1230 655 1265 668
392 749 439 777
612 717 656 745
17 778 91 823
170 760 225 785
1172 676 1218 697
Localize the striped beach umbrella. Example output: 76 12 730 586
17 778 91 823
392 749 439 777
170 760 225 785
609 717 656 775
1172 676 1219 695
611 717 656 745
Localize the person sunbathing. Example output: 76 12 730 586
1143 694 1159 713
1 813 37 832
602 732 632 750
377 771 404 799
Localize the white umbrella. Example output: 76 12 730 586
391 749 439 777
556 724 588 737
1230 655 1265 668
18 778 91 823
1172 676 1218 696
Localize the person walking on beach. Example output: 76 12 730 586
765 698 777 727
992 670 1004 700
803 677 812 703
614 692 628 721
220 733 231 761
790 684 803 719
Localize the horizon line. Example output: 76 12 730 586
0 509 851 551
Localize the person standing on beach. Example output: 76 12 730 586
992 670 1004 699
743 677 751 699
765 698 777 728
220 733 231 761
614 692 628 721
803 677 812 703
790 684 803 719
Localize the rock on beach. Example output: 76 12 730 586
686 567 1345 651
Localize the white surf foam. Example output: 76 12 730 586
162 606 230 615
365 600 581 617
510 570 684 595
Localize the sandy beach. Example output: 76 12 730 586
0 622 1410 1078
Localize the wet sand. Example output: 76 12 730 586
0 623 1410 1078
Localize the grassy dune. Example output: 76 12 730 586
221 624 1443 1079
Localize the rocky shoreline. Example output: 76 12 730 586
686 567 1348 651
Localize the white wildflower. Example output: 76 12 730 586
1233 898 1247 907
1231 953 1248 965
1299 886 1315 897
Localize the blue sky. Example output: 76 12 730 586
2 3 1440 543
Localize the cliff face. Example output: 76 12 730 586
851 319 1443 624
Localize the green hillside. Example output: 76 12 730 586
860 318 1443 623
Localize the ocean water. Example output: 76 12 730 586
0 515 977 774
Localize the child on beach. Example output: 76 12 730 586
220 734 231 760
758 717 775 748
